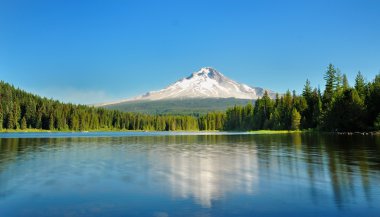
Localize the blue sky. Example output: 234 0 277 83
1 0 379 104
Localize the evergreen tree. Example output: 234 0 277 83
335 68 343 95
6 111 15 129
355 71 367 100
374 114 380 131
49 113 55 130
269 108 281 130
301 80 312 129
21 116 27 130
282 90 293 130
0 112 3 130
302 79 312 99
323 64 337 110
36 112 42 129
342 74 349 90
0 102 3 130
323 88 365 131
291 108 301 130
311 89 322 129
13 100 21 129
366 74 380 129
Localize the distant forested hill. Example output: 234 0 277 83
0 81 205 131
102 98 253 115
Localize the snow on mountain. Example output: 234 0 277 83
101 67 276 106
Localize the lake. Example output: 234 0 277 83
0 132 379 217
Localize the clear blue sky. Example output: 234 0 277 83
1 0 379 104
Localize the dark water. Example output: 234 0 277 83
0 132 379 217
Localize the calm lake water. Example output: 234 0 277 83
0 132 379 217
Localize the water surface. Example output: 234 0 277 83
0 132 379 217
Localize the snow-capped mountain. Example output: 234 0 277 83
102 67 276 106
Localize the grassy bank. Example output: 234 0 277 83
0 129 307 134
0 129 52 133
249 130 301 134
248 129 319 134
0 128 135 133
0 128 208 133
1 128 378 135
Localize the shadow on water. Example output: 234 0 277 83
0 133 379 216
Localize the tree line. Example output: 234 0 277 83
1 64 379 132
222 64 380 132
0 81 200 131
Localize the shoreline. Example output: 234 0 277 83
1 129 379 135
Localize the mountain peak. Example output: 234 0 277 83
133 67 277 101
188 67 223 80
101 68 276 105
199 67 218 73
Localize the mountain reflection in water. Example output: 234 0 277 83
147 141 258 207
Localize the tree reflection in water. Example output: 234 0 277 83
0 133 379 215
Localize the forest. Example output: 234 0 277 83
222 64 380 132
1 64 379 132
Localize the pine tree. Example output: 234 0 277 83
6 111 15 129
49 113 55 130
374 114 380 131
323 64 337 110
0 111 3 130
291 108 301 130
311 88 322 128
355 71 366 100
0 103 3 130
302 79 312 99
36 112 42 129
335 68 343 95
342 74 349 90
323 88 365 131
12 100 21 129
282 90 293 129
367 74 380 129
21 116 27 130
